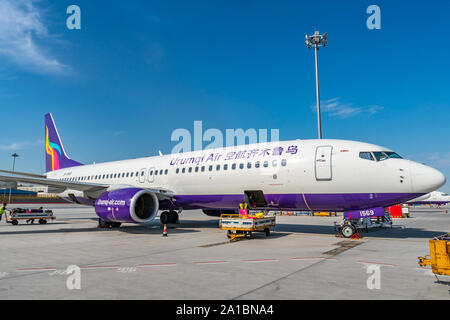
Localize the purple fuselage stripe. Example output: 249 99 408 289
172 193 424 211
64 193 425 212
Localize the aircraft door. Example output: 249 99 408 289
315 146 333 180
148 167 155 184
138 168 147 183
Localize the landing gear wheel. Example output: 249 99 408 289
38 219 47 224
111 222 122 228
98 218 110 228
160 211 170 225
265 228 271 237
12 220 18 225
169 211 179 224
341 225 356 238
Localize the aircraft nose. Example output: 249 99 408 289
410 162 446 193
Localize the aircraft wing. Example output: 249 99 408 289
0 174 107 192
0 174 174 200
0 169 46 178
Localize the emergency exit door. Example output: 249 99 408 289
315 146 333 180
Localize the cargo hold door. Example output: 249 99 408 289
315 146 333 180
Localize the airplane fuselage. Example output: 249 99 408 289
46 139 445 212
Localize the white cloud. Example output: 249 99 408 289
0 0 66 74
0 139 41 151
312 97 384 119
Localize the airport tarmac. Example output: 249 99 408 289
0 203 449 300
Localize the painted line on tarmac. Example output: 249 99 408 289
136 263 177 268
194 261 229 265
243 259 278 263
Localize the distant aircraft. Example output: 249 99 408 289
0 113 446 230
407 191 450 206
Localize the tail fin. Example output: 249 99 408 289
45 113 83 172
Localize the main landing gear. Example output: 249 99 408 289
160 211 179 224
97 219 122 229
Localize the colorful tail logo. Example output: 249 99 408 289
44 113 83 172
45 126 61 171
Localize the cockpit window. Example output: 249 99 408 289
373 152 389 161
384 151 402 159
359 152 375 161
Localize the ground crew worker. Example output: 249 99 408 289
239 202 249 218
0 203 7 222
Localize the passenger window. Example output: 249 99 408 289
155 170 158 176
224 164 228 170
160 170 163 175
201 166 205 172
263 161 268 168
232 163 236 170
272 160 277 167
216 165 220 171
195 167 199 173
359 152 375 161
239 163 244 169
176 168 180 174
182 168 186 173
255 161 260 168
130 172 134 177
247 162 252 169
164 169 168 175
150 170 153 175
188 167 192 173
208 165 213 171
281 159 287 166
126 173 129 177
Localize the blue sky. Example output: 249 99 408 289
1 0 449 192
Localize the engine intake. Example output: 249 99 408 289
95 188 159 224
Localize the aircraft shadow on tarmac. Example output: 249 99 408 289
177 219 448 239
0 218 446 240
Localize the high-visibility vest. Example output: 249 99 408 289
0 206 5 215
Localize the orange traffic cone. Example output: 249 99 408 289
162 224 168 237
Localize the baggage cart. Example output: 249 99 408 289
6 208 55 225
219 214 276 241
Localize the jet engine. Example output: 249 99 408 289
94 188 158 224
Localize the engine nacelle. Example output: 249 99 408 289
95 188 159 224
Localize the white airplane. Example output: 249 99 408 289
407 191 450 206
0 113 446 229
